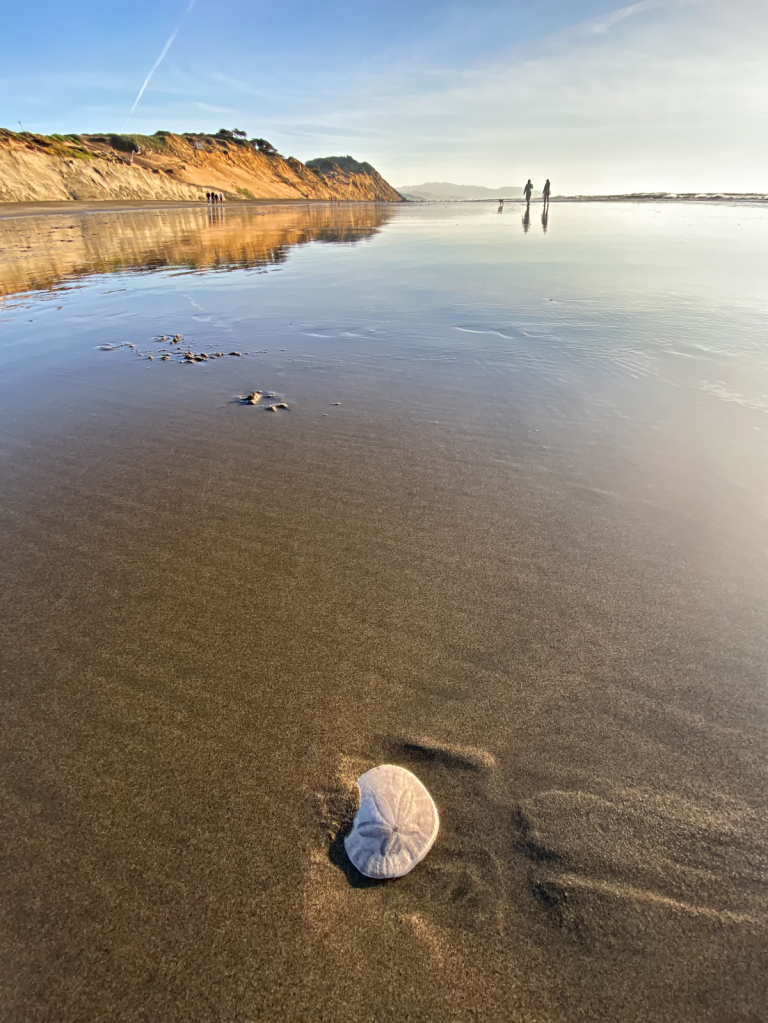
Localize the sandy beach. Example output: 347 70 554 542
1 201 767 1022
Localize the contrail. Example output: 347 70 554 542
122 0 197 131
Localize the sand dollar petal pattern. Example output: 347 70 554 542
344 764 439 878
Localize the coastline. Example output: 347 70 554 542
407 192 768 204
553 191 768 203
3 192 767 221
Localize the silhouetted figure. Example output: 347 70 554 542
205 191 211 203
498 199 504 213
542 179 551 205
541 206 549 233
524 179 533 206
522 207 531 233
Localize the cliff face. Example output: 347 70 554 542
0 130 404 204
305 156 403 202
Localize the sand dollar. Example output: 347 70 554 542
344 764 439 879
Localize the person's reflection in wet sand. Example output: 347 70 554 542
522 207 531 233
541 205 549 233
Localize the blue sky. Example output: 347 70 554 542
2 0 766 192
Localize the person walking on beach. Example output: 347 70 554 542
524 179 533 206
542 179 551 205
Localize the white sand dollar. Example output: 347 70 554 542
344 764 439 879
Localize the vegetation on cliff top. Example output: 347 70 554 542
1 128 359 168
2 126 278 152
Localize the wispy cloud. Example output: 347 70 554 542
194 101 233 113
277 122 393 138
267 1 767 192
208 72 266 97
587 0 660 35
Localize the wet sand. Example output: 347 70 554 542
1 202 767 1022
0 198 367 221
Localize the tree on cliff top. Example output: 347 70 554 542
250 138 278 155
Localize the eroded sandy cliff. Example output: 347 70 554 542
0 130 403 203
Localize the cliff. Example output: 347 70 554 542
304 156 402 202
0 129 404 204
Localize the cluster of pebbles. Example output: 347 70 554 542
97 334 262 363
239 390 290 412
98 335 292 413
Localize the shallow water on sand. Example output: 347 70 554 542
1 201 767 1023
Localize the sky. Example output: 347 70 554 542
1 0 766 193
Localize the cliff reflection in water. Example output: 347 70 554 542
0 203 396 299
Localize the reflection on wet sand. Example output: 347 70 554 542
0 203 396 299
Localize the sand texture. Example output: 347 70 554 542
1 202 766 1022
2 400 766 1023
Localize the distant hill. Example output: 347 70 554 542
397 181 537 201
0 129 404 203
